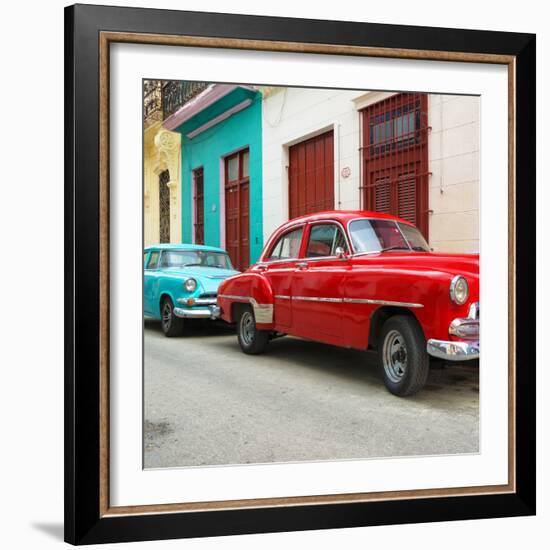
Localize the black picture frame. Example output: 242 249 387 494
65 3 536 545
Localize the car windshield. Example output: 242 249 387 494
397 222 430 251
159 250 234 269
349 219 430 254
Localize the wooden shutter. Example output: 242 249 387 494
374 175 391 214
397 172 417 226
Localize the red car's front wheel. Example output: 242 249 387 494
378 315 429 396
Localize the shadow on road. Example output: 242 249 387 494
144 318 235 337
209 334 479 403
144 319 478 406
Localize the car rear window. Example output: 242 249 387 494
267 227 304 261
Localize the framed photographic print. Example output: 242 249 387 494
64 3 536 545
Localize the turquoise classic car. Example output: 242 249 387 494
144 244 239 336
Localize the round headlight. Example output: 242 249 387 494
449 275 469 305
184 278 197 292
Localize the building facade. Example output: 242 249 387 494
164 84 264 271
261 87 480 253
143 80 208 247
143 121 182 246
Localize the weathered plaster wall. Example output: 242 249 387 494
143 122 182 247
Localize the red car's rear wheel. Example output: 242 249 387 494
237 307 269 354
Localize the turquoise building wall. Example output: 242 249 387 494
176 88 263 265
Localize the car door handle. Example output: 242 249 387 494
296 261 308 270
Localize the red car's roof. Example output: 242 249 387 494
278 210 413 230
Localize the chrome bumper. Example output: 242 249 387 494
427 339 479 361
173 304 221 320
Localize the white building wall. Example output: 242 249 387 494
261 87 480 253
428 94 480 252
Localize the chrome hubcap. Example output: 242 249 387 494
240 311 256 346
382 330 408 383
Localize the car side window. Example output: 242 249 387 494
267 227 304 261
146 251 160 269
306 224 348 258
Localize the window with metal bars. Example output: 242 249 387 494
193 167 204 245
158 170 171 243
361 93 429 239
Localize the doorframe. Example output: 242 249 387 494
219 144 250 253
286 126 336 220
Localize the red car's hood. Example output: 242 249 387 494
351 251 479 278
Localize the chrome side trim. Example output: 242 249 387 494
293 296 342 303
291 296 424 308
218 294 423 322
343 297 424 308
218 294 249 302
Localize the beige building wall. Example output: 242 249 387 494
143 121 182 247
428 95 480 253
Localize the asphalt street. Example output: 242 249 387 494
144 320 479 469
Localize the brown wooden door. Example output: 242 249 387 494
193 167 204 245
225 149 250 271
361 93 429 238
289 130 334 220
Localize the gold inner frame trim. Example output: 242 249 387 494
98 31 516 518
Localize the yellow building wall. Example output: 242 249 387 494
143 121 182 247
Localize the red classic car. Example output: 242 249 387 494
217 211 479 396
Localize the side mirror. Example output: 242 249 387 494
335 246 348 259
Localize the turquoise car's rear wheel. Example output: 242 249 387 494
237 306 269 354
161 297 184 337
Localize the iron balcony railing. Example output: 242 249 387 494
162 81 209 119
143 80 209 126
